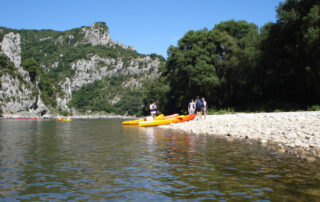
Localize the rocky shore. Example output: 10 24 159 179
159 111 320 161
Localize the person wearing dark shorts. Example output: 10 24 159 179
195 96 202 120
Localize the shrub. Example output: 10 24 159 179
307 105 320 111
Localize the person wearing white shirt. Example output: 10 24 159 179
150 101 157 119
188 99 195 114
201 97 207 120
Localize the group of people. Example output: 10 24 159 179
149 96 207 120
188 96 207 120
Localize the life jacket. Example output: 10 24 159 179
196 99 201 108
150 104 157 112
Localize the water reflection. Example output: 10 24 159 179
0 119 319 200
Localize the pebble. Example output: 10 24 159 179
159 111 320 158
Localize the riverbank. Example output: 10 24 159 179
159 111 320 161
1 113 136 119
70 115 136 119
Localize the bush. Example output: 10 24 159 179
307 105 320 111
0 54 18 78
208 108 235 115
60 110 69 116
22 58 43 83
68 75 148 116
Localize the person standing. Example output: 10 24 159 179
188 99 195 115
195 96 202 120
201 97 207 120
150 101 157 119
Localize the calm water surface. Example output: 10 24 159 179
0 119 319 201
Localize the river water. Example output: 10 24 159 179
0 119 319 201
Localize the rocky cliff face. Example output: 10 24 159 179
1 32 21 67
55 22 136 51
0 32 49 116
0 22 163 116
57 55 160 110
81 22 135 51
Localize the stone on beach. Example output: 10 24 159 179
159 111 320 158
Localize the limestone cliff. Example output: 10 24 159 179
0 22 163 116
0 32 49 116
1 32 21 67
57 55 160 110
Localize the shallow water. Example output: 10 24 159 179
0 119 319 201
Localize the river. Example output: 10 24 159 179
0 119 319 200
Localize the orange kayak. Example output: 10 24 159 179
138 114 195 127
178 113 196 122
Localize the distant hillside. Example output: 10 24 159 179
0 22 165 117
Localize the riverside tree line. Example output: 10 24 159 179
146 0 320 114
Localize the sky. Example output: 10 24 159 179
0 0 283 57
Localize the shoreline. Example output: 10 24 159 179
1 114 137 119
159 111 320 162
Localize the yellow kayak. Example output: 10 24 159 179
155 114 164 119
57 118 72 121
139 118 175 127
122 119 144 125
122 114 164 125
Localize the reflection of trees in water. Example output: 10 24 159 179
0 120 59 196
0 120 30 195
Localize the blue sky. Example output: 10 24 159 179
0 0 283 57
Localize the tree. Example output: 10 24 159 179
164 29 220 113
141 77 169 114
259 0 320 107
162 20 260 113
22 58 43 83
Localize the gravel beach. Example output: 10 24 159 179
159 111 320 160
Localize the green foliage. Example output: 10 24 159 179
18 23 140 82
69 80 105 112
163 20 259 113
260 0 320 104
21 58 57 107
0 54 18 78
39 74 57 107
60 110 69 116
69 75 147 115
141 77 169 114
114 89 143 116
22 58 43 82
307 105 320 111
159 0 320 113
